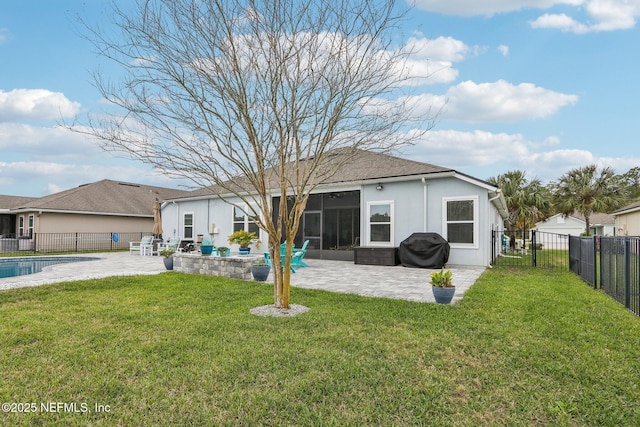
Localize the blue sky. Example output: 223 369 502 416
1 0 638 197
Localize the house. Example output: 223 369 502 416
0 195 37 237
0 180 189 252
161 150 508 267
535 212 616 237
611 201 640 236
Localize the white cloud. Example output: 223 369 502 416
0 28 11 43
405 80 578 122
411 0 583 17
413 0 640 33
405 129 639 183
0 89 81 122
498 45 509 56
530 13 589 33
532 1 640 32
399 35 473 85
0 160 186 196
0 123 101 160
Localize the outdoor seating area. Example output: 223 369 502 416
157 237 180 253
264 241 309 272
129 235 155 256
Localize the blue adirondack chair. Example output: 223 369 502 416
290 240 309 269
264 240 309 272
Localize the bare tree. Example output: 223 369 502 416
77 0 433 308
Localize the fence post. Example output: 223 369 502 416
593 236 598 289
625 237 631 309
531 230 537 267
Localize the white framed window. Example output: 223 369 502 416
233 205 259 234
28 214 34 237
18 216 25 237
366 201 394 246
443 196 478 248
183 212 194 239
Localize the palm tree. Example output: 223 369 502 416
551 165 627 235
488 170 552 234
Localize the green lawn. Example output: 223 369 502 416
1 267 639 426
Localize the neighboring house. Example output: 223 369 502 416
161 150 508 267
611 201 640 236
0 180 189 251
535 213 585 235
0 195 38 237
534 212 616 247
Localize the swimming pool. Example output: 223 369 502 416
0 257 98 279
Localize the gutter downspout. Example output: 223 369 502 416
173 201 179 239
422 177 428 232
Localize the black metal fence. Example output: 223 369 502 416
491 229 569 269
0 232 149 256
570 235 640 317
492 230 639 317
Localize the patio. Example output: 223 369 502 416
0 252 485 303
275 259 484 304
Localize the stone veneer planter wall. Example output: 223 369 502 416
174 252 262 280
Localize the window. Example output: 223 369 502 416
233 205 259 234
18 216 24 237
443 196 478 247
28 214 34 237
367 201 393 246
183 212 194 239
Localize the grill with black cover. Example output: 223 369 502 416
398 232 450 268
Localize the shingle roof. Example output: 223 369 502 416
12 180 189 216
0 195 38 210
612 200 640 215
570 212 615 225
183 149 455 199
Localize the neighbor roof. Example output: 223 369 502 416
10 180 189 217
570 212 615 225
0 195 38 210
180 149 458 199
611 200 640 216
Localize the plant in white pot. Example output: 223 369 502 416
430 268 455 304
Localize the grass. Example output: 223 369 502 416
1 268 639 426
493 249 570 269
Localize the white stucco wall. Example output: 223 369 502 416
162 197 265 252
362 176 498 267
163 175 503 267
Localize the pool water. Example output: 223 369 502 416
0 257 97 279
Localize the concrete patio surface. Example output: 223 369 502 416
0 252 165 292
276 259 485 304
0 252 485 303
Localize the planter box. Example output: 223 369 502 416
354 247 398 266
174 252 261 280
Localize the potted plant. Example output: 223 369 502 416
251 259 271 282
430 268 455 304
201 238 214 255
216 246 229 257
228 230 257 255
160 248 175 270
